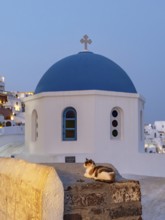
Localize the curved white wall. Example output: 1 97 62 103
23 90 165 177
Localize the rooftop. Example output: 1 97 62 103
35 52 137 94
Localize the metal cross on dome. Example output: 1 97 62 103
80 35 92 51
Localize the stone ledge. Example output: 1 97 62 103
45 163 142 220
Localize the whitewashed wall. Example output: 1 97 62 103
0 125 24 135
24 90 165 177
25 91 96 155
24 90 143 160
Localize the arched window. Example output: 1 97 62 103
63 107 77 141
31 109 38 142
6 121 11 127
110 107 122 140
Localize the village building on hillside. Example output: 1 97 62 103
0 76 33 134
144 121 165 153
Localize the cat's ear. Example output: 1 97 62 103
86 158 88 161
88 159 93 164
91 159 96 165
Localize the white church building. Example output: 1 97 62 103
22 36 165 177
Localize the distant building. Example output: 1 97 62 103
144 121 165 153
0 76 5 92
0 75 33 134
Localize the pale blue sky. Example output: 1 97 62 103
0 0 165 123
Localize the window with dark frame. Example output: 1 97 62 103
63 107 77 141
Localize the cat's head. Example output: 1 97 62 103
84 158 96 168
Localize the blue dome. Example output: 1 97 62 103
35 52 137 94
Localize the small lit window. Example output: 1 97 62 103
63 107 77 141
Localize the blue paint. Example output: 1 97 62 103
35 52 137 94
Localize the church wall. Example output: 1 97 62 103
24 91 143 161
25 92 99 157
23 91 165 177
92 92 143 172
25 98 38 153
40 94 96 155
25 96 57 154
137 98 145 153
24 98 32 153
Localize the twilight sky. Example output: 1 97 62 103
0 0 165 123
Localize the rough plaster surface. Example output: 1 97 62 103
0 158 64 220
